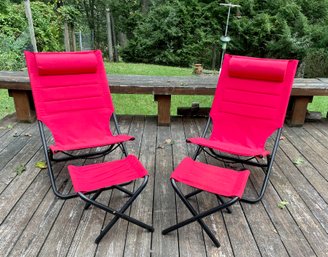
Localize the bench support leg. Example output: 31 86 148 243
8 90 35 123
154 94 171 126
287 96 313 126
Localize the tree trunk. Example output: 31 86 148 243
118 32 128 48
106 8 114 61
83 0 95 48
110 14 118 61
141 0 150 13
211 44 217 70
71 24 76 51
64 22 70 51
24 0 38 52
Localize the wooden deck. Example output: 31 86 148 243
0 115 328 257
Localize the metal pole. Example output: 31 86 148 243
219 3 241 69
24 0 38 52
224 5 232 37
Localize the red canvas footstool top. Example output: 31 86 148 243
171 157 250 198
68 155 148 193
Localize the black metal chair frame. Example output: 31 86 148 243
162 117 282 247
79 175 154 243
38 112 154 243
188 117 282 204
162 178 239 247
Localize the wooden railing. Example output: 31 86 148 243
1 71 328 126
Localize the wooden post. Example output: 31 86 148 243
106 8 114 62
24 0 38 52
154 94 171 126
287 96 313 126
64 22 70 51
193 64 203 75
8 90 35 122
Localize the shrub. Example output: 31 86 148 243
0 1 62 70
303 49 328 77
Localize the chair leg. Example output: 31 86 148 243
241 157 273 204
216 195 232 213
84 189 103 210
185 189 203 199
167 179 220 247
78 176 154 244
162 183 239 247
163 179 239 247
114 185 134 196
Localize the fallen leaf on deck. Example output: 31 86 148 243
13 132 19 137
293 157 304 166
24 133 32 137
280 136 286 140
278 200 289 209
7 124 13 129
35 161 47 169
16 164 26 175
165 139 174 145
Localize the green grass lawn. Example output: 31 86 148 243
307 96 328 117
1 62 328 119
0 90 14 119
105 62 214 115
105 62 193 76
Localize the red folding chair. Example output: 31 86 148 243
163 54 298 247
25 50 153 243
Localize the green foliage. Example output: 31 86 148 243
303 48 328 78
28 2 63 51
120 0 328 76
0 1 62 70
295 0 328 23
0 0 9 14
0 33 30 70
121 0 222 67
57 5 81 25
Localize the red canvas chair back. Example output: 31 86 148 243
210 54 298 153
25 50 115 151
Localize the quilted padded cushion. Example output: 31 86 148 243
36 52 98 75
228 56 288 82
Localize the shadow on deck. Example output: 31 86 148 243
0 115 327 257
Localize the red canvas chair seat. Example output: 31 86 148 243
171 157 250 198
187 138 270 157
69 155 148 193
50 134 134 152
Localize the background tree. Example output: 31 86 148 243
1 0 328 77
0 1 62 70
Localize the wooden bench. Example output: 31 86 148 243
1 71 328 126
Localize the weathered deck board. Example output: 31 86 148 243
0 116 328 257
152 123 179 257
124 116 157 257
